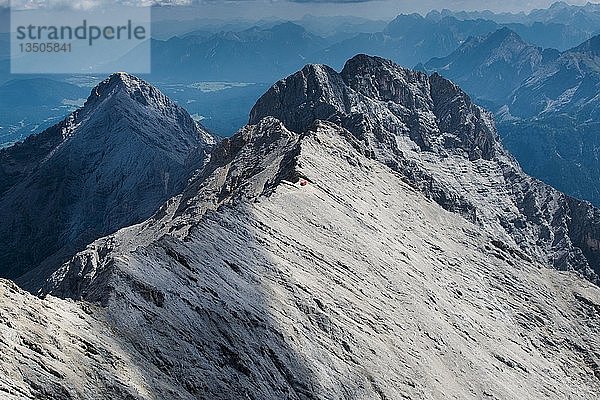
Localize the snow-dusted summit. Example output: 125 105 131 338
0 72 215 286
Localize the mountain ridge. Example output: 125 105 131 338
1 56 600 399
251 55 600 283
35 91 600 399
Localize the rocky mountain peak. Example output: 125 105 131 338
101 71 139 88
89 72 153 104
251 54 497 161
340 54 431 103
550 1 569 8
488 26 523 44
83 72 204 133
269 21 308 36
0 73 215 286
250 55 600 283
249 62 347 134
428 72 498 161
458 27 533 64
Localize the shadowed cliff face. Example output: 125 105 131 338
250 54 600 283
0 73 215 286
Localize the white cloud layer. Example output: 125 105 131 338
1 0 598 13
3 0 192 10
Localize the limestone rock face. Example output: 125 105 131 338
0 279 153 400
1 57 600 399
250 54 497 161
251 54 600 283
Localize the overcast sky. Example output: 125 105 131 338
2 0 599 19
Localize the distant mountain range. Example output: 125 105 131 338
146 8 600 83
423 28 600 118
315 14 500 70
504 34 600 205
510 34 600 119
425 2 600 49
430 1 600 27
422 28 559 106
149 22 328 82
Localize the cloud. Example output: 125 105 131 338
288 0 376 2
2 0 192 10
2 0 598 12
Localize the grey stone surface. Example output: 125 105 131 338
1 57 600 399
251 55 600 282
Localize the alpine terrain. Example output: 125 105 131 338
498 34 600 206
0 72 215 286
425 30 600 207
422 27 559 107
0 56 599 399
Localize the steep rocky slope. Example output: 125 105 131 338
0 73 215 284
0 279 153 399
1 117 596 399
510 34 600 119
425 31 600 206
250 54 600 283
1 57 600 399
